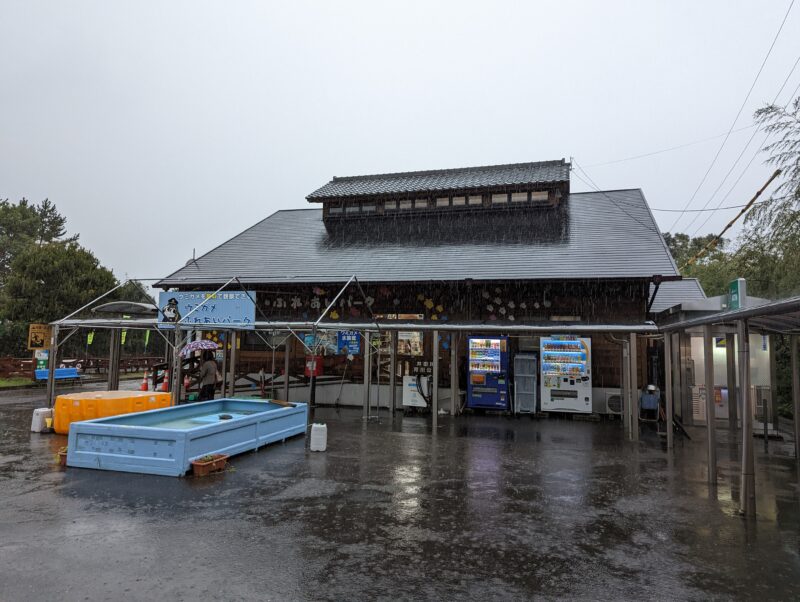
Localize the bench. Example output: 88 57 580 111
35 368 81 385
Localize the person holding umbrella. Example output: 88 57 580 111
197 350 219 401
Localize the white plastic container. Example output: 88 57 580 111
31 408 53 433
310 423 327 452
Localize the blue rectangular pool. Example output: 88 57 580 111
66 398 308 477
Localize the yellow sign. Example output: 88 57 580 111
28 323 52 350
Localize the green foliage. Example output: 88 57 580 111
3 241 116 324
0 198 76 286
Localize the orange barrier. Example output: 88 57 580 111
53 390 171 435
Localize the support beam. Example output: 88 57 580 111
283 337 290 402
220 331 229 398
432 330 439 430
46 325 59 408
450 332 458 417
792 334 799 462
107 328 121 390
664 332 674 450
769 334 778 438
363 332 370 419
703 324 717 484
622 339 630 437
726 332 738 432
738 319 755 517
390 330 397 413
228 330 238 397
629 333 638 442
170 330 183 405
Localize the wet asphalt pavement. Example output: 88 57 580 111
2 388 800 601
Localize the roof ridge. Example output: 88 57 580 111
329 159 569 183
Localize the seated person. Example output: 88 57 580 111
639 384 660 421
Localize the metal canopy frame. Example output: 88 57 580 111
658 293 800 518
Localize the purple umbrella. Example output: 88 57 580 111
180 339 220 358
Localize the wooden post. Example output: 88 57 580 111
228 330 238 397
107 328 121 390
629 333 638 442
46 325 59 408
703 324 717 484
738 319 755 517
664 332 674 450
171 329 183 405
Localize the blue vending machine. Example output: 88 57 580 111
466 336 510 410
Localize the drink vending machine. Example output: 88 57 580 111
467 336 510 410
540 335 592 413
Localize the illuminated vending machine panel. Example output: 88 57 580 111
540 336 592 413
467 336 509 410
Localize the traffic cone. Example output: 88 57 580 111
140 370 149 391
161 369 170 392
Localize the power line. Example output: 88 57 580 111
652 200 767 213
667 0 795 233
685 51 800 235
583 124 756 168
570 161 660 235
689 53 800 236
681 170 781 269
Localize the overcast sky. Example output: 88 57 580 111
1 1 798 281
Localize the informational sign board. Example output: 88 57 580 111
337 330 361 355
28 323 52 350
34 349 49 370
158 291 256 329
728 278 747 310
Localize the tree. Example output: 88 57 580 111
736 96 800 298
0 198 76 287
662 232 734 296
3 241 116 324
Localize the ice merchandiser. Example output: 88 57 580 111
540 335 592 413
467 336 510 410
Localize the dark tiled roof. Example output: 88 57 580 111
306 160 570 200
158 189 678 286
649 279 706 313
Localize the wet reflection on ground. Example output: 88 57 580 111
2 390 799 600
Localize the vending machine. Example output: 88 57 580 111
540 335 592 413
467 336 510 410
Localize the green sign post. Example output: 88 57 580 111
728 278 747 310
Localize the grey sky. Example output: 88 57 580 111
1 1 798 281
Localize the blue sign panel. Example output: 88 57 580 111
158 291 256 329
337 330 361 355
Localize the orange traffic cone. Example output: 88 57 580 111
161 369 170 392
140 370 149 391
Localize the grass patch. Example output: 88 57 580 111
0 376 35 388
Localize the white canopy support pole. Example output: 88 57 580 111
703 324 717 484
432 329 439 430
629 333 638 442
46 325 59 408
622 339 630 437
450 332 458 417
726 332 738 432
56 280 128 324
738 319 755 517
664 331 674 450
363 331 371 419
390 330 397 413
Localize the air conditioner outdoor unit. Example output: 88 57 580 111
605 390 623 415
